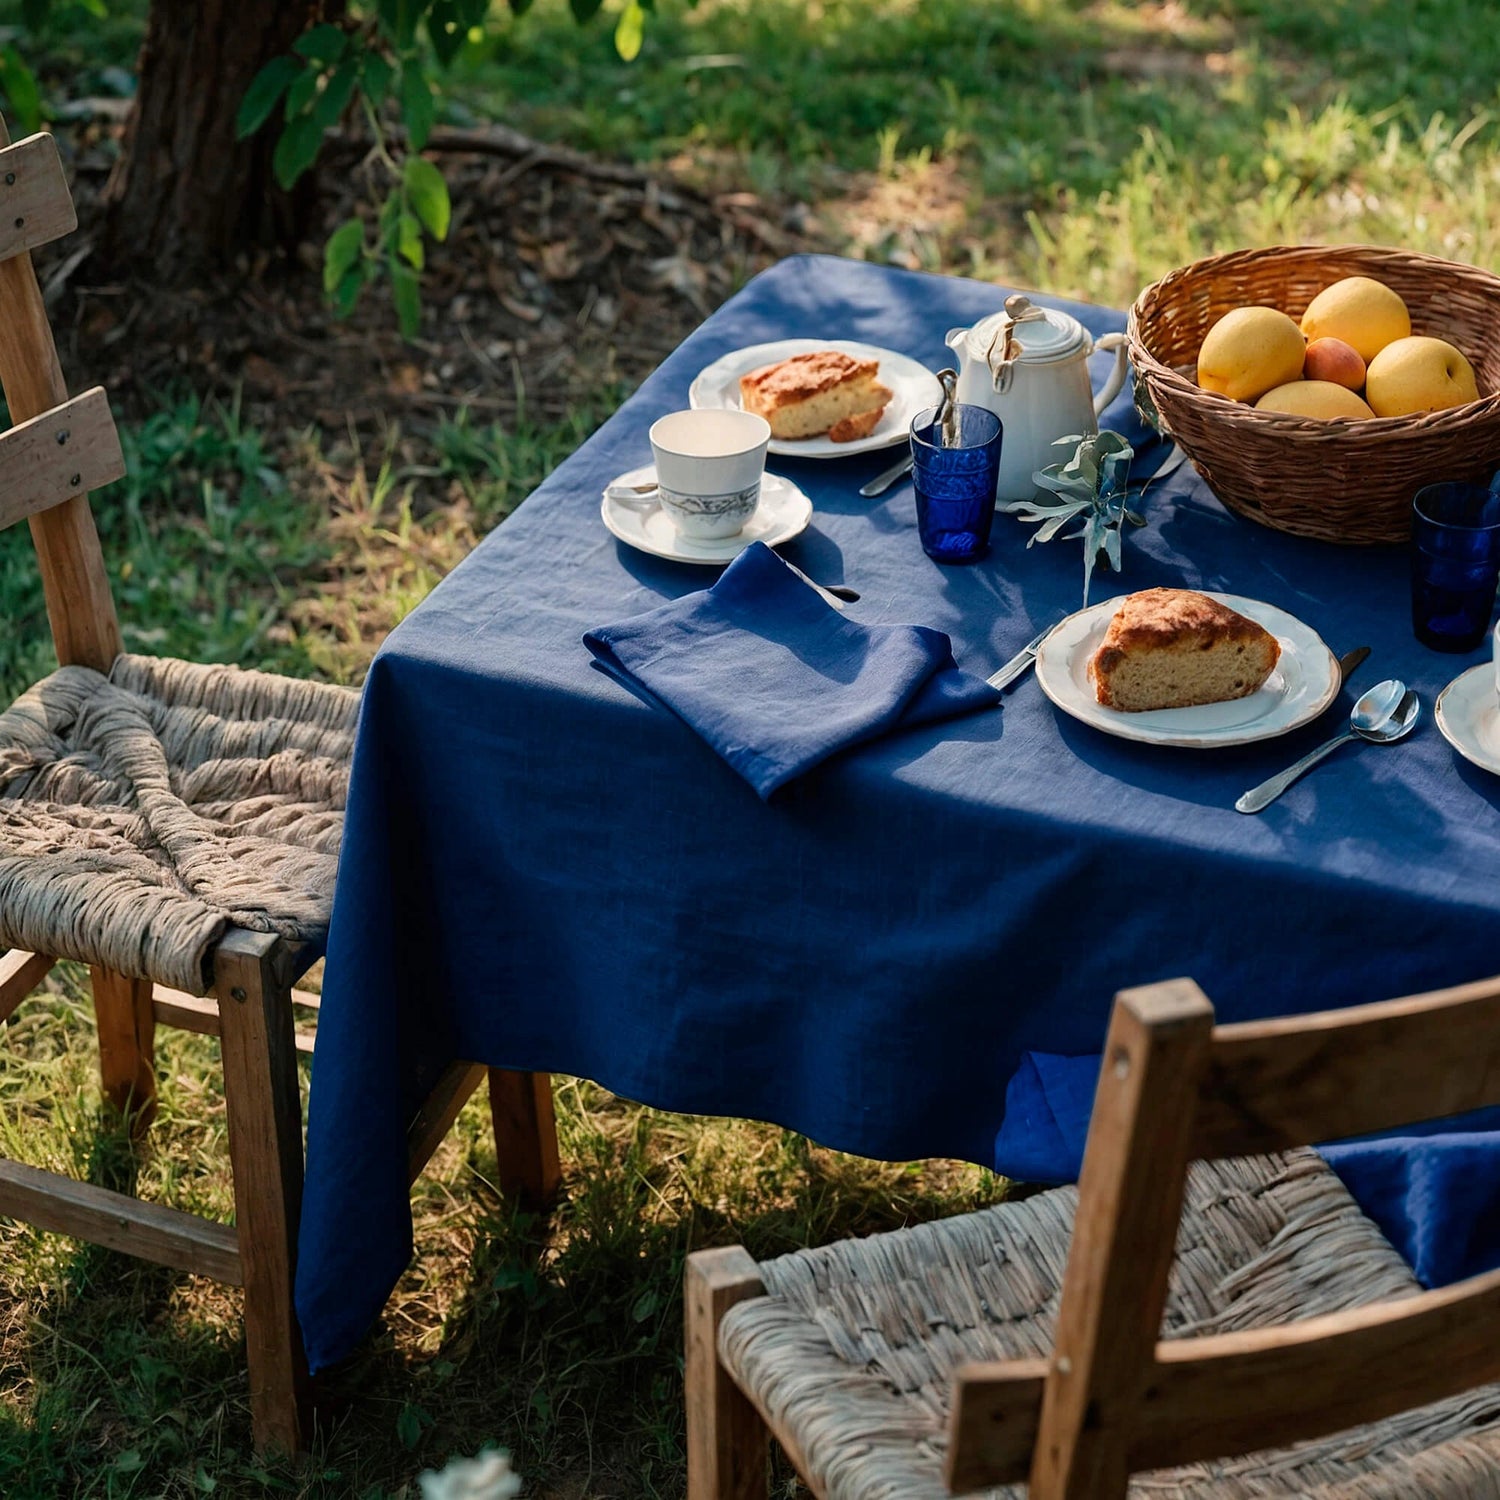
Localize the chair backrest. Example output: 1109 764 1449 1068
0 114 123 672
943 971 1500 1500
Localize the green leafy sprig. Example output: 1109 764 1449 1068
234 0 658 338
1000 429 1147 606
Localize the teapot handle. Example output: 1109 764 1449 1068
1092 332 1129 417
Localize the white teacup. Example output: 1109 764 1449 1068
1494 618 1500 702
649 409 770 540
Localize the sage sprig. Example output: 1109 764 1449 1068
999 429 1148 606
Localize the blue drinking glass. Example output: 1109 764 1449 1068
1410 481 1500 652
910 403 1003 564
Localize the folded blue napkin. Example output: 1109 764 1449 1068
584 542 1000 799
994 1049 1500 1290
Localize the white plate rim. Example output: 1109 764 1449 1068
688 338 942 458
1034 592 1340 748
600 466 813 565
1436 662 1500 776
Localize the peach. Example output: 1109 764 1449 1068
1302 336 1367 391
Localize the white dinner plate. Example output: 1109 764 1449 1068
600 465 813 565
688 339 942 458
1033 592 1340 748
1436 663 1500 775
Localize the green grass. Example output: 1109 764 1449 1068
449 0 1500 296
4 0 1500 1495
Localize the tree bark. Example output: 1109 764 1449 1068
100 0 336 274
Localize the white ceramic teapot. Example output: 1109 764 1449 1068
945 293 1129 502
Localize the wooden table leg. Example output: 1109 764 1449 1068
488 1068 560 1210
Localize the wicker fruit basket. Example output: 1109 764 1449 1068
1127 244 1500 545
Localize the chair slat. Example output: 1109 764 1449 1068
0 132 77 265
1195 975 1500 1157
0 386 126 533
0 118 120 671
1131 1265 1500 1472
0 1157 243 1284
942 1359 1047 1490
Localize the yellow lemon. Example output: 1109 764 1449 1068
1299 277 1411 362
1365 336 1479 416
1196 307 1307 402
1255 380 1375 419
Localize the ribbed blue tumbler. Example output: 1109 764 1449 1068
910 404 1003 564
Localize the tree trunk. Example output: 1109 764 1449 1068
100 0 336 274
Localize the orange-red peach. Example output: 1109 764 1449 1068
1302 336 1367 391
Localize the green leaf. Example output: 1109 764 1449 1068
20 0 51 33
0 47 41 136
360 51 394 104
292 23 347 65
395 1402 427 1451
397 211 424 269
312 57 359 130
323 218 364 293
403 155 450 240
236 54 301 139
285 65 320 120
378 0 419 47
391 264 421 340
272 112 323 189
614 0 646 61
332 264 365 319
399 61 435 150
426 0 467 65
569 0 604 20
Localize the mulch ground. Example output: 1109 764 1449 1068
44 116 821 462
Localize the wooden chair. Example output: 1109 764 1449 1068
687 972 1500 1498
0 122 561 1453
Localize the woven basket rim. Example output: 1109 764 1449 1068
1127 243 1500 433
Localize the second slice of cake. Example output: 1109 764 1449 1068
1089 588 1281 711
739 350 893 442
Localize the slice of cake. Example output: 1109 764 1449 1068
1089 589 1281 712
739 351 893 442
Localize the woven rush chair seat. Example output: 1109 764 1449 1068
718 1150 1500 1499
0 652 358 995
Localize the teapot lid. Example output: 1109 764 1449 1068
963 294 1090 366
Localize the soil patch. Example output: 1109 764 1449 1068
45 117 820 478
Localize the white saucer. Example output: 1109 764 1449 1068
688 339 942 458
600 465 813 565
1436 663 1500 775
1033 592 1340 748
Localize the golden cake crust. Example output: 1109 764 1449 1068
739 351 892 441
1089 588 1281 711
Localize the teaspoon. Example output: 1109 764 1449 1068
1236 679 1414 814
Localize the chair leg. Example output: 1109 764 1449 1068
89 965 156 1135
488 1068 561 1210
685 1247 770 1500
215 931 309 1455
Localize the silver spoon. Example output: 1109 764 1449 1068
1236 679 1415 814
936 366 960 448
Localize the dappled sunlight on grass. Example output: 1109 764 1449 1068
0 0 1497 1492
457 0 1500 304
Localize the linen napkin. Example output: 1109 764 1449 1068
584 542 999 799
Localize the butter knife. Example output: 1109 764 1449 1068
1338 645 1370 686
859 453 914 498
987 624 1054 691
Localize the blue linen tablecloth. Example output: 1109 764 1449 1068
296 253 1500 1374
